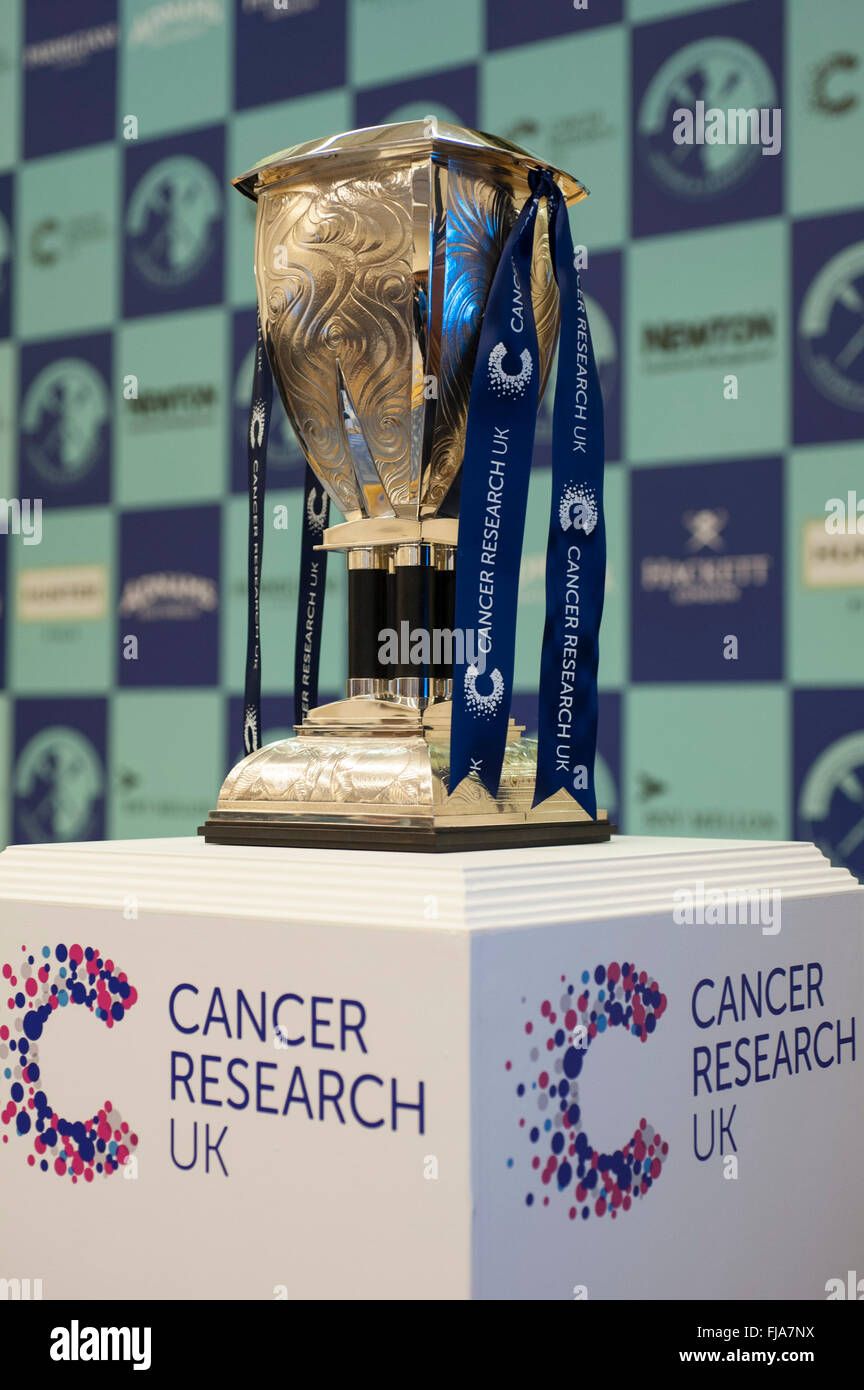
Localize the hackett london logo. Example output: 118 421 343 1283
126 156 221 288
641 509 772 606
22 359 109 483
118 572 218 620
798 241 864 412
1 942 139 1182
508 963 668 1220
638 37 778 199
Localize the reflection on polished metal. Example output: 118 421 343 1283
202 121 612 851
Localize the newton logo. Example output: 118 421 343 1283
507 962 668 1219
1 943 139 1181
127 155 221 288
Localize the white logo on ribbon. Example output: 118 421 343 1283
487 342 533 398
305 487 328 534
464 664 505 718
559 483 598 534
249 399 267 449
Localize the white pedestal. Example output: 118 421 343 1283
0 835 861 1301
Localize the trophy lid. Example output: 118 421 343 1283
232 119 588 206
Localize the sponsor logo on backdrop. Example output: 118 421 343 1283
797 241 864 412
641 509 772 606
803 521 864 589
241 0 319 15
125 380 218 431
129 0 224 48
21 359 109 484
23 24 118 72
13 728 103 843
809 52 860 116
1 941 139 1182
509 964 668 1219
641 310 776 371
118 572 218 621
126 156 221 288
638 38 778 199
17 566 108 623
799 732 864 880
503 111 619 159
636 770 779 837
29 213 110 268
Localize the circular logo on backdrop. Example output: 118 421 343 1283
798 241 864 412
638 37 777 200
127 155 221 287
21 358 109 484
798 731 864 880
14 728 104 844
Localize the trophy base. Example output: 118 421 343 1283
202 696 613 854
198 816 615 853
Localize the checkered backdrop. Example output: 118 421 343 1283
1 0 863 881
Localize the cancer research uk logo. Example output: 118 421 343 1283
1 943 139 1182
507 963 668 1219
487 340 533 399
559 484 598 535
124 128 224 317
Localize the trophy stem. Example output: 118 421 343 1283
346 548 391 696
342 541 457 709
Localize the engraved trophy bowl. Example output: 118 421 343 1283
202 121 611 850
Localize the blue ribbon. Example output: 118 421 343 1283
533 191 606 818
293 463 330 726
450 171 606 817
449 174 544 797
242 311 273 757
243 316 330 754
